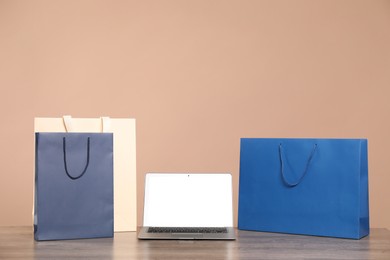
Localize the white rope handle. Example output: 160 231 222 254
62 115 111 132
101 116 111 132
63 115 73 132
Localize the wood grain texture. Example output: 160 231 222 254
0 227 390 259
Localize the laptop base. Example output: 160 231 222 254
138 227 236 240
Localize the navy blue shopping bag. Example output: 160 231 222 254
238 138 369 239
34 133 113 241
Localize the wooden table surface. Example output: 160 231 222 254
1 227 390 259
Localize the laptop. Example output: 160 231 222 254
138 173 236 240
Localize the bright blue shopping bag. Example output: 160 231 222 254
34 133 113 241
238 138 369 239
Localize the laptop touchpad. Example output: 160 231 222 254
171 233 203 239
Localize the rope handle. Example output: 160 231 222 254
62 115 110 132
279 143 317 187
63 137 90 180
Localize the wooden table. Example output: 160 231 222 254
1 227 389 259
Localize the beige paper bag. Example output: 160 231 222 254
34 116 137 232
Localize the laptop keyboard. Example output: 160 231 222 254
147 227 228 234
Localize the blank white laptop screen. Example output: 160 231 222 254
143 173 233 227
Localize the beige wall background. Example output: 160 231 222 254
0 0 389 229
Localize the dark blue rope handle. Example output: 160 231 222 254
63 137 90 180
279 143 317 187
